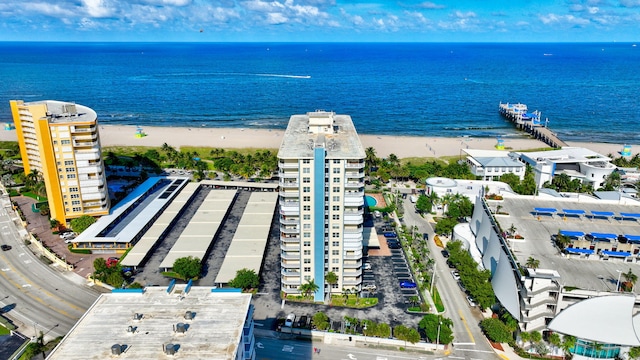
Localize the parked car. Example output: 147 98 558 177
388 243 401 249
441 249 450 258
60 232 76 239
383 232 397 238
284 313 296 327
466 295 476 307
106 257 119 267
363 263 372 270
423 233 429 240
363 284 377 291
1 244 11 251
451 270 460 281
399 281 417 289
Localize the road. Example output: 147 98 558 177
0 203 101 340
401 198 499 360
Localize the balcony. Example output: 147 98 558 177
73 132 98 141
344 181 364 189
75 149 101 161
344 214 363 225
279 180 299 188
279 172 299 179
343 208 364 216
84 199 109 208
281 277 302 286
280 226 300 234
345 162 365 169
280 244 300 252
70 125 96 133
281 236 300 244
343 251 363 260
77 165 102 175
281 252 300 260
279 161 300 169
79 178 104 188
279 217 299 225
343 260 362 269
73 140 98 148
342 277 362 286
279 190 299 198
281 269 300 276
281 261 301 269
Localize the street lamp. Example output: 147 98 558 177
616 270 623 292
430 262 437 295
363 324 367 345
436 321 442 350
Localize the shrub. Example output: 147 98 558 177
480 318 513 343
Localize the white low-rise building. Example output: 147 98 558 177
463 149 526 181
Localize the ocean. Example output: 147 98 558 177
0 42 638 143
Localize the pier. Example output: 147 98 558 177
499 102 568 148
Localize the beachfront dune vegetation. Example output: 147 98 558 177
103 143 279 181
364 147 474 185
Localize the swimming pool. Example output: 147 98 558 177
365 195 377 207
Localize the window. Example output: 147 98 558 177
332 214 340 220
61 139 71 145
303 205 311 211
332 284 339 289
303 168 310 173
304 250 311 255
303 259 311 264
332 250 339 255
71 200 80 205
332 259 339 264
332 241 339 246
333 160 340 164
304 276 311 281
332 224 339 229
303 224 311 229
332 187 340 193
303 159 310 164
53 140 58 145
69 187 79 192
64 160 74 166
332 267 339 272
304 267 311 272
303 177 310 183
303 196 311 202
66 174 76 179
304 232 311 238
65 167 75 172
332 232 340 238
333 205 340 211
72 207 81 212
333 168 341 174
333 177 340 183
303 241 311 247
332 196 340 202
303 187 310 193
303 214 311 220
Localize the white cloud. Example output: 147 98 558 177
81 0 115 18
417 2 445 10
404 10 429 24
539 13 590 25
140 0 192 6
453 10 476 18
21 2 75 17
266 12 288 24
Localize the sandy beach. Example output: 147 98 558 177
0 124 637 159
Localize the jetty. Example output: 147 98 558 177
499 102 567 148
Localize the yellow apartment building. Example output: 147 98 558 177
10 100 110 226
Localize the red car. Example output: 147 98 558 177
106 257 119 267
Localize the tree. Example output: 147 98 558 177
623 268 638 292
629 347 640 359
525 257 540 269
376 323 391 338
228 268 259 290
418 314 454 344
549 333 562 354
393 325 411 346
312 311 330 330
324 272 338 293
508 223 517 237
479 318 512 343
415 194 432 213
561 335 577 359
70 215 97 233
300 278 319 298
172 256 202 280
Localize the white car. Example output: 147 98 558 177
284 313 295 327
466 295 476 307
364 263 372 270
451 270 460 281
60 232 76 239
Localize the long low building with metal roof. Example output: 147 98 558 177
214 192 278 285
159 190 237 270
120 182 200 268
70 177 189 251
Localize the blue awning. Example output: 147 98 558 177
620 212 640 219
601 250 631 257
590 232 617 240
591 211 615 217
625 234 640 244
562 209 586 215
565 248 594 255
560 230 585 237
534 207 557 214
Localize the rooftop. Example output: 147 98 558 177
496 196 640 292
278 111 365 159
47 287 252 360
517 147 611 164
28 100 97 124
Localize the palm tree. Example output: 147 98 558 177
525 257 540 269
325 272 338 294
519 331 531 350
299 279 319 298
508 223 517 237
561 335 576 360
623 268 638 292
549 333 562 355
364 147 378 174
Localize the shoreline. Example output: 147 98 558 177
0 124 637 159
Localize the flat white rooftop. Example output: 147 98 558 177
47 287 252 360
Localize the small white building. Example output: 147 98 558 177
463 149 526 181
515 147 615 189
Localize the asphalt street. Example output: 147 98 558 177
0 203 101 341
400 197 499 360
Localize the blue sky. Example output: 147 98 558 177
0 0 639 42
